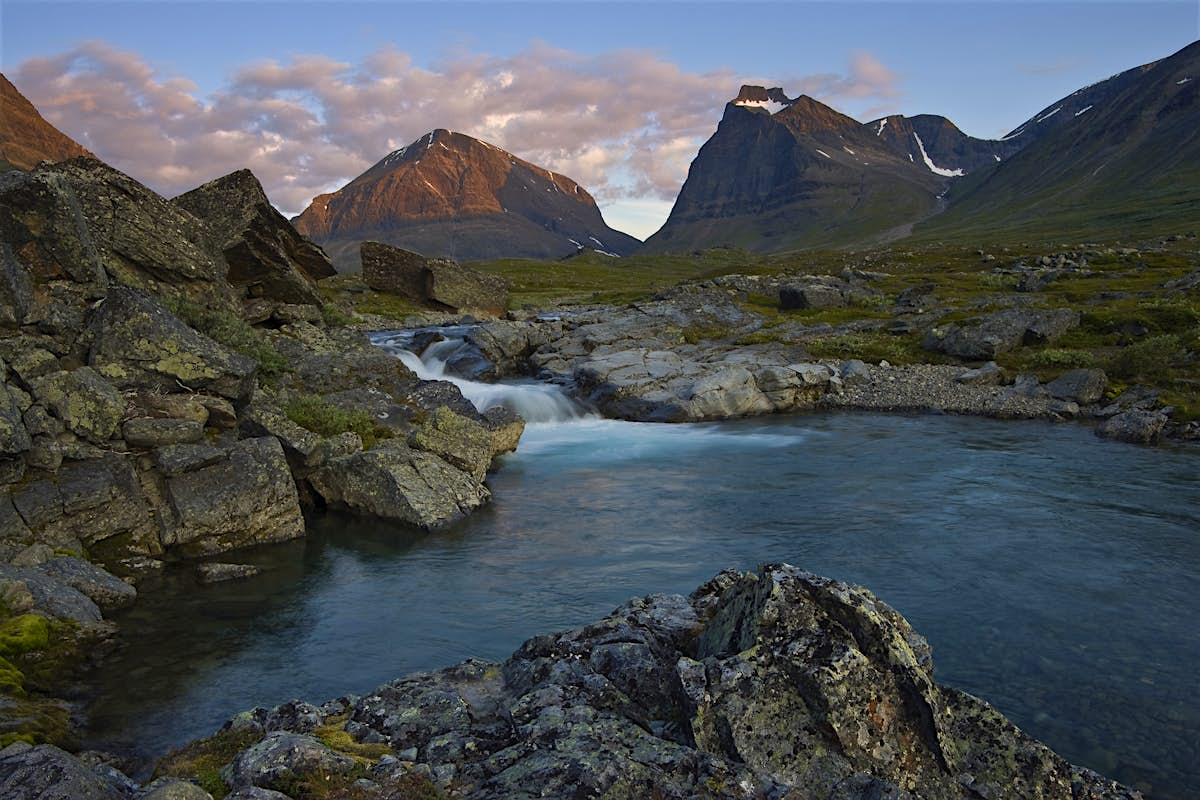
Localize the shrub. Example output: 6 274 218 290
1028 348 1102 370
285 395 392 450
1107 334 1186 380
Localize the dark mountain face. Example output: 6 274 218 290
0 73 93 172
918 40 1200 240
641 88 944 254
866 114 1026 175
293 129 639 269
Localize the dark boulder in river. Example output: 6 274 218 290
134 564 1141 800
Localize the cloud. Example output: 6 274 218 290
1019 58 1075 76
13 41 905 217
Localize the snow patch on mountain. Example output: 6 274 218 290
912 132 965 177
1037 106 1062 123
815 149 832 159
875 118 887 136
1178 77 1192 85
1074 105 1093 117
734 99 789 114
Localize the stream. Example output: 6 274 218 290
83 328 1200 798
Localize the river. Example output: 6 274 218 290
83 328 1200 798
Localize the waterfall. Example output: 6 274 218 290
372 328 589 424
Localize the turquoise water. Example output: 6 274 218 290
85 411 1199 797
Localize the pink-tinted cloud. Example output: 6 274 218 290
13 40 905 215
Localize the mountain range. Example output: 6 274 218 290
2 40 1196 263
292 129 640 269
646 39 1198 252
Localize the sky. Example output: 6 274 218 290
1 1 1197 239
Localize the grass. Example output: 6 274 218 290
285 394 393 449
155 726 264 798
167 297 291 382
803 331 926 365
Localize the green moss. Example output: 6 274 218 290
0 656 25 694
155 726 264 799
313 715 392 762
0 694 73 747
354 291 424 320
0 615 50 657
273 767 446 800
286 394 393 450
1027 349 1103 370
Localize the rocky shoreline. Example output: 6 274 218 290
0 565 1145 799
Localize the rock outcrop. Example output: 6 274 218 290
360 241 509 317
173 169 335 308
151 565 1141 800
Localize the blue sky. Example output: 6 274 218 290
2 1 1196 238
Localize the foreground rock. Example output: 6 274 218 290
153 565 1139 800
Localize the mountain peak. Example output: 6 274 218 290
731 85 794 114
774 94 861 135
293 130 638 268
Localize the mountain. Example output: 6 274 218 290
641 87 949 254
293 129 640 269
0 73 93 172
917 40 1200 240
866 113 1025 175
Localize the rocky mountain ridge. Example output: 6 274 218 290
0 75 93 173
293 129 640 269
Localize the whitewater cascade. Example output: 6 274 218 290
371 327 588 424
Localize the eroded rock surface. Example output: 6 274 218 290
167 565 1140 800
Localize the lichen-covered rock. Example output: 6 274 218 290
310 442 489 529
172 169 334 307
0 564 102 624
162 437 303 557
121 418 205 449
138 777 214 800
195 562 261 584
0 742 131 800
222 732 354 793
8 453 159 565
0 380 31 456
409 406 492 481
152 443 226 477
480 406 524 458
28 368 124 445
196 564 1140 800
89 288 255 403
34 557 136 612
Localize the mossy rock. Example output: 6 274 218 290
155 726 264 799
0 614 50 657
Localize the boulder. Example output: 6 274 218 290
1097 409 1169 445
361 241 509 317
409 406 493 481
1045 368 1108 405
29 368 124 445
8 453 159 564
923 308 1081 360
89 288 256 402
956 361 1005 386
222 732 354 793
175 564 1142 800
780 282 845 309
172 170 334 307
0 742 131 800
34 557 136 611
128 393 211 426
481 406 525 458
162 437 304 557
0 564 102 624
138 777 214 800
311 442 489 529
